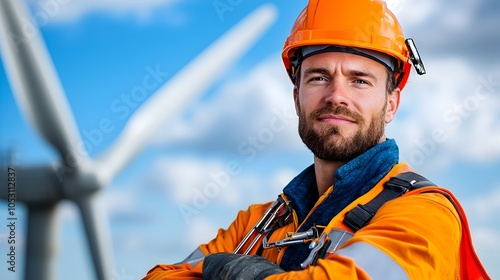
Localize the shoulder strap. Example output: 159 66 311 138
343 171 434 231
343 171 490 280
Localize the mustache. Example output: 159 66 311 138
310 105 363 123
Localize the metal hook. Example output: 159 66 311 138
405 38 426 75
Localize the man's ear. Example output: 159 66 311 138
385 88 401 124
293 85 300 116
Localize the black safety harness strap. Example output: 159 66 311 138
343 171 436 232
301 171 437 268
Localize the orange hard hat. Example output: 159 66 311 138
282 0 425 91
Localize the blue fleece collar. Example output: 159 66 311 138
280 139 399 270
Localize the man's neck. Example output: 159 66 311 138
313 157 345 195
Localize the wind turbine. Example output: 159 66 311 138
0 1 277 279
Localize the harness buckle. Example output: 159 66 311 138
384 177 414 194
262 225 322 250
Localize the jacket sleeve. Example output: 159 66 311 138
266 192 462 280
143 202 272 280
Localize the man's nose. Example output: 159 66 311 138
324 78 349 107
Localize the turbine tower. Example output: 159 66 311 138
0 1 277 279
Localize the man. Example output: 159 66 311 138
145 0 490 279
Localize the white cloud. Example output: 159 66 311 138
152 161 299 249
473 226 500 250
394 0 481 32
28 0 181 23
390 58 500 166
187 216 220 248
104 189 138 217
151 156 244 206
118 234 144 253
466 187 500 223
56 189 138 227
387 0 438 30
152 54 301 155
149 154 293 208
269 168 297 194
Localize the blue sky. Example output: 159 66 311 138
1 0 499 279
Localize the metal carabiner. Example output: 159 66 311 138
300 232 330 269
233 195 291 255
262 225 320 250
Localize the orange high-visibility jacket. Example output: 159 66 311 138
145 163 489 279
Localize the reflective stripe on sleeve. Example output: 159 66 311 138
335 242 409 280
174 248 205 267
326 229 353 252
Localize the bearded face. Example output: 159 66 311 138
294 52 397 162
297 100 387 161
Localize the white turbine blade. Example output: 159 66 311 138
96 4 278 183
0 0 88 167
76 193 114 280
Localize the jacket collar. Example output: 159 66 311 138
279 139 399 271
283 138 400 224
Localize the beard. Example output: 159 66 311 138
298 103 386 162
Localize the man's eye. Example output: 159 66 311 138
354 79 369 85
310 76 326 82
